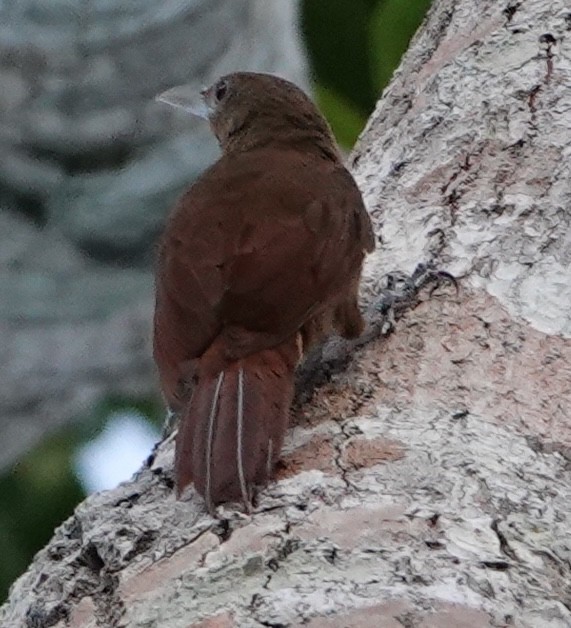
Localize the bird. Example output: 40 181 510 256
153 72 375 511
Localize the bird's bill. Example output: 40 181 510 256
155 85 210 120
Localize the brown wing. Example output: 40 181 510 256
154 146 372 399
220 157 374 330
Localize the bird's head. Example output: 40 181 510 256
157 72 338 157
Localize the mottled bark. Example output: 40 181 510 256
2 0 571 626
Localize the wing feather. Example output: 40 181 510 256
156 147 372 365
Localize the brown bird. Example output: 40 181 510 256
154 72 374 511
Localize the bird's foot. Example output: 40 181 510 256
295 263 456 409
365 262 458 338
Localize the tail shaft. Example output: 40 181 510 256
175 336 299 507
236 367 249 507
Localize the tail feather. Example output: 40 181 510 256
204 371 225 511
235 367 249 507
174 336 299 507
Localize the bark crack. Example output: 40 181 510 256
333 421 361 492
490 518 519 563
539 32 556 82
247 515 301 626
440 148 483 228
425 4 457 60
503 1 522 24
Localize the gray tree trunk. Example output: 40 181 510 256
2 0 571 625
0 0 307 471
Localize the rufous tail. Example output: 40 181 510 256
174 335 300 510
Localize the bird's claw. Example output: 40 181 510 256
372 262 457 335
410 263 459 296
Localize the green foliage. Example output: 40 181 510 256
369 0 433 89
314 85 368 149
301 0 377 115
302 0 433 147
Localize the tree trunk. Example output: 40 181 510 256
2 0 570 625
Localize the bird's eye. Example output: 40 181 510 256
214 80 228 102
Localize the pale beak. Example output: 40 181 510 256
155 84 210 120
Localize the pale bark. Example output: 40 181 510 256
2 0 571 626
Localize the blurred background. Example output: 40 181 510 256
0 0 432 601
